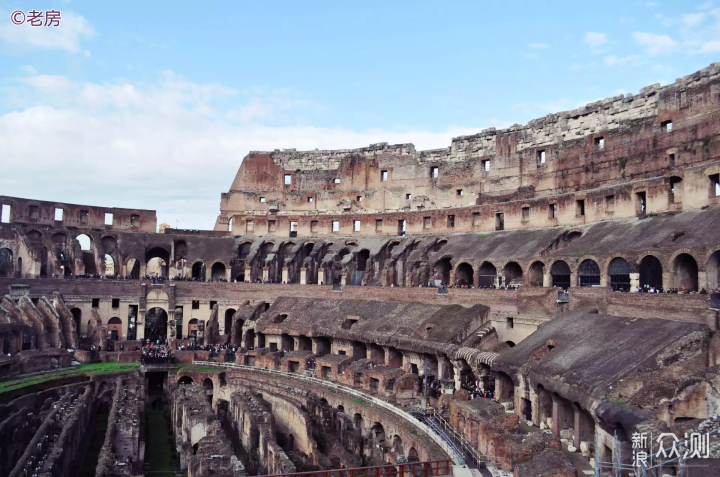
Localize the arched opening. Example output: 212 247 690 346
0 248 14 277
354 413 364 433
145 247 170 278
608 257 631 291
408 447 419 462
17 257 22 278
188 318 199 339
496 371 515 403
434 257 452 286
314 336 331 356
578 259 600 287
297 335 312 351
126 258 140 279
224 309 236 335
211 262 226 281
71 308 82 336
178 376 193 385
356 249 370 272
669 176 683 203
352 340 367 360
77 234 91 251
506 341 516 347
392 435 403 455
191 262 205 280
108 317 122 341
528 261 544 287
104 254 115 277
478 262 497 287
639 255 663 290
244 328 255 349
503 262 523 286
203 378 213 392
455 262 474 286
145 307 168 343
707 251 720 290
672 253 699 291
281 333 295 351
550 260 571 289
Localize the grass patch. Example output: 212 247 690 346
0 362 140 394
351 398 364 404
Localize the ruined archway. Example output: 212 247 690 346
707 251 720 290
503 261 523 286
608 257 631 291
104 254 116 277
528 261 544 287
108 317 122 341
477 262 497 287
191 261 205 280
639 255 663 290
0 248 13 277
146 247 170 278
145 307 168 343
672 253 699 291
71 308 82 336
211 262 226 281
224 309 236 336
550 260 571 289
433 257 452 286
455 262 474 286
578 259 600 287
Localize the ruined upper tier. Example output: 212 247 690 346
217 63 720 237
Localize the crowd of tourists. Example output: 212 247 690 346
141 343 173 365
633 285 716 294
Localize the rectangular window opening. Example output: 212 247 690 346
80 210 89 224
375 219 383 232
472 212 480 226
456 189 463 196
661 120 673 132
495 212 505 231
104 213 113 226
268 220 276 233
538 150 546 165
506 317 514 329
54 208 63 222
260 197 266 203
112 298 120 308
29 205 38 220
549 204 556 219
210 301 217 309
92 298 100 308
406 193 412 200
192 300 200 310
430 166 439 179
246 220 254 232
1 204 11 223
284 174 292 185
334 178 341 184
131 214 139 227
636 191 647 214
381 170 388 181
353 220 361 232
576 199 585 217
332 221 340 232
447 215 455 228
398 220 406 235
522 207 530 222
669 154 676 167
357 196 362 202
595 137 605 150
605 195 615 213
424 216 432 229
307 197 314 203
311 220 319 233
482 160 490 172
710 174 720 197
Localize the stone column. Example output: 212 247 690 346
543 273 551 287
300 268 307 285
340 272 347 286
318 269 325 285
226 267 232 282
282 267 289 284
699 271 707 291
552 395 574 438
629 273 640 292
205 265 212 282
570 271 577 288
262 267 269 282
244 266 251 282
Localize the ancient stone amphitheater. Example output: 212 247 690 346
1 63 720 477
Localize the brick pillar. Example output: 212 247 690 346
262 267 269 282
699 271 707 291
282 267 289 284
629 273 640 292
543 273 551 287
552 395 574 438
318 269 325 285
300 268 307 285
244 266 251 282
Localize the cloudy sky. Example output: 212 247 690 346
0 0 718 230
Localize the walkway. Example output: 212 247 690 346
518 421 594 475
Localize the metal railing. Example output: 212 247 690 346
192 360 466 466
255 460 452 477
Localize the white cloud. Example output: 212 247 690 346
19 65 37 75
529 43 549 48
0 10 94 53
84 49 91 58
695 39 720 52
569 64 583 71
583 32 607 49
681 12 706 26
0 73 484 229
604 54 642 67
633 31 677 55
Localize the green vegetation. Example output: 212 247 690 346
145 406 176 476
0 362 140 394
602 396 627 409
351 398 364 404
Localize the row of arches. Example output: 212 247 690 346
440 251 719 292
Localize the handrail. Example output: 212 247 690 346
192 360 467 466
254 459 452 477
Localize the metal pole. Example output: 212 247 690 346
594 428 600 477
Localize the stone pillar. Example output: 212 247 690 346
543 273 551 287
600 274 607 287
318 269 325 285
226 267 232 282
244 266 251 282
282 267 289 284
629 273 640 292
262 267 269 282
340 271 347 286
453 364 462 391
300 268 307 285
205 265 212 282
570 271 577 288
552 395 574 438
699 271 707 291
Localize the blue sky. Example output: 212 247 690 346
0 0 718 229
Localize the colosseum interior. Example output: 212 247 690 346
1 62 720 477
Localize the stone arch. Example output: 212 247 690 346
528 260 545 287
210 262 227 281
503 261 523 286
146 247 169 278
76 233 92 251
477 261 497 288
408 446 419 462
706 250 720 290
70 308 82 336
191 261 206 280
454 262 474 286
433 256 452 285
607 257 631 291
203 378 214 392
550 260 571 288
178 375 193 385
125 257 140 279
577 259 601 287
145 307 168 342
639 254 663 290
0 247 13 277
671 252 699 291
224 309 236 335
